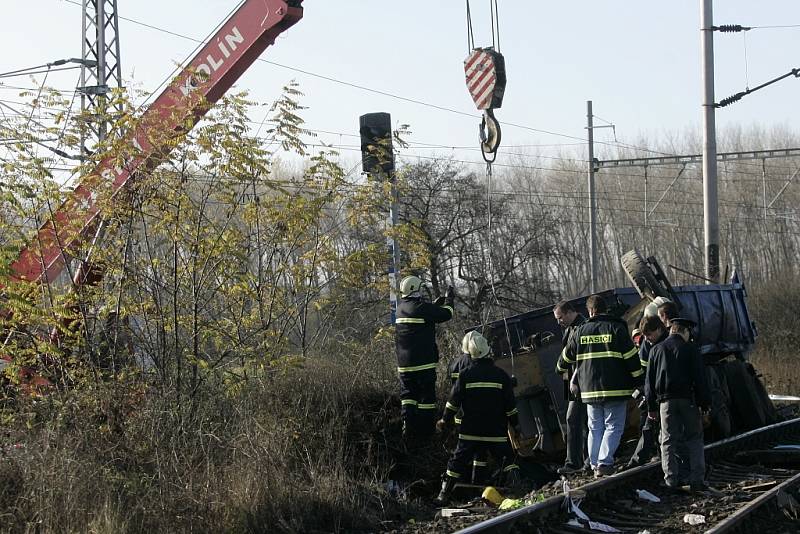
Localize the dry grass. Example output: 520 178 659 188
0 336 424 533
747 273 800 396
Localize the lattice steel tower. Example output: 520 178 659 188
79 0 123 154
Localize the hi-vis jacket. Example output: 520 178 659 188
557 314 642 403
395 296 453 373
443 358 519 441
449 353 473 385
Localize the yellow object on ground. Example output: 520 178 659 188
498 498 524 510
481 486 504 506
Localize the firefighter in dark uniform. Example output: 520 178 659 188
557 294 642 477
553 300 587 475
435 332 521 502
448 331 486 483
449 331 477 387
646 317 711 492
395 275 454 440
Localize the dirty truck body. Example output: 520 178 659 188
476 280 764 458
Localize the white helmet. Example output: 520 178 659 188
461 331 478 354
399 275 423 297
644 296 671 318
467 333 491 359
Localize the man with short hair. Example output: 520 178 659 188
627 315 668 467
657 301 679 330
557 294 642 477
553 300 587 475
395 276 454 441
646 317 711 492
436 332 521 502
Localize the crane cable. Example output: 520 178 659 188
482 159 516 382
465 0 516 368
465 0 501 52
466 1 512 362
466 0 515 379
464 1 505 163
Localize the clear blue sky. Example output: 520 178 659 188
2 1 799 166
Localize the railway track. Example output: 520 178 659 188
454 417 800 533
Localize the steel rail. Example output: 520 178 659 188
704 471 800 533
454 416 800 534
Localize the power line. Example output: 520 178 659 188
0 66 82 80
56 0 677 157
750 24 800 29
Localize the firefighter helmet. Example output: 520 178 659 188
467 333 491 359
399 275 423 297
461 330 478 354
644 296 671 318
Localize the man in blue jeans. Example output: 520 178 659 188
557 294 642 477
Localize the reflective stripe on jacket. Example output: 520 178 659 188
395 296 453 372
639 330 668 368
443 358 518 440
555 314 586 374
449 353 474 384
558 314 641 403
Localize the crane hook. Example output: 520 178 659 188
480 109 501 162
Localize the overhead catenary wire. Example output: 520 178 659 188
56 0 676 158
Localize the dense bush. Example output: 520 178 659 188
0 336 419 533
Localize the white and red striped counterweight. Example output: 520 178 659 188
464 47 506 111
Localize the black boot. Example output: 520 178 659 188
436 478 456 504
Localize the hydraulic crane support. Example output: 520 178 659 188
6 0 303 286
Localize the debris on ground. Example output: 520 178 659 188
635 489 661 503
498 498 524 510
439 508 471 518
683 513 706 525
481 486 504 506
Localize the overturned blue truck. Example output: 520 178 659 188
477 250 776 458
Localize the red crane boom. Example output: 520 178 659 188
7 0 303 286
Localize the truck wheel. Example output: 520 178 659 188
621 250 668 300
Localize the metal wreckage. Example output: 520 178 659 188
476 250 775 459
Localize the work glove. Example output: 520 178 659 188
632 388 647 409
434 296 445 306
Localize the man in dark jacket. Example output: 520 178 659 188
395 275 454 440
627 314 668 467
557 294 642 477
553 300 588 475
436 332 521 502
646 317 710 491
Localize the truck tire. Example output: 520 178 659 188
621 250 668 300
